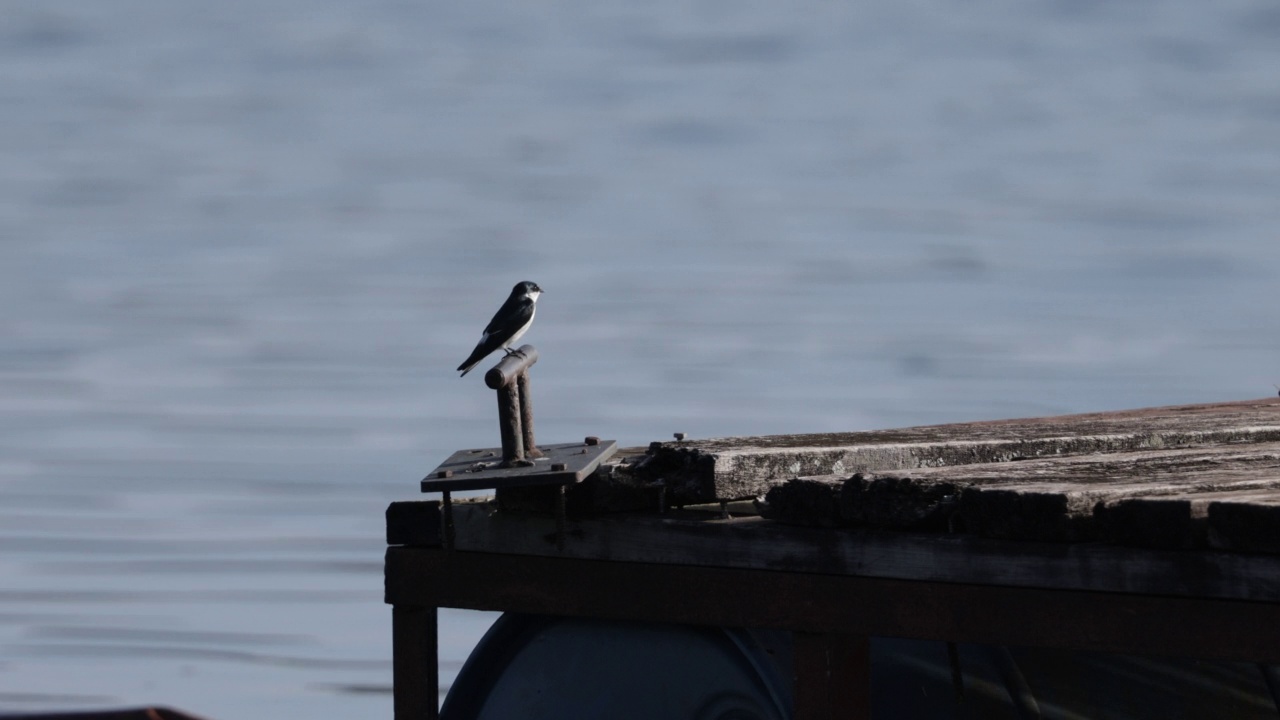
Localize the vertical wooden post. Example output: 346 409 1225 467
440 492 454 551
793 632 870 720
393 605 439 720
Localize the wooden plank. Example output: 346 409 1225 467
640 398 1280 502
440 502 1280 602
384 546 1280 663
1209 492 1280 553
392 605 438 720
1093 488 1280 550
793 632 870 720
760 477 844 527
839 471 958 531
953 445 1280 542
760 443 1280 546
386 500 442 547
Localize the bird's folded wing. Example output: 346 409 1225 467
483 297 534 337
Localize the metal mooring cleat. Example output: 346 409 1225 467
422 345 617 549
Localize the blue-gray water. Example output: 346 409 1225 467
3 1 1279 717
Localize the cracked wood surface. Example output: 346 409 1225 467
642 397 1280 503
752 407 1280 550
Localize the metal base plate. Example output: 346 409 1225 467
421 440 618 493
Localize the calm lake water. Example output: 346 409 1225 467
3 0 1280 717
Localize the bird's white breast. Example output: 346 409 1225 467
504 306 534 348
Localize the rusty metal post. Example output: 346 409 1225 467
485 345 539 468
495 383 525 466
517 370 542 458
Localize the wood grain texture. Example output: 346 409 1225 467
761 442 1280 548
438 502 1280 601
386 500 442 547
1209 494 1280 553
385 546 1280 662
761 477 844 527
640 398 1280 502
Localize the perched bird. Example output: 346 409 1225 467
457 281 543 377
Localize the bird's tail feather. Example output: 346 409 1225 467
457 355 483 376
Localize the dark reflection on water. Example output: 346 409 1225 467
0 535 377 555
28 626 309 647
29 560 383 575
4 0 1280 718
0 692 117 707
0 590 373 604
14 643 390 671
311 683 394 696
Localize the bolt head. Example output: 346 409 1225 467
584 436 600 446
437 470 453 479
551 462 568 471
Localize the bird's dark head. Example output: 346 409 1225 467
514 281 543 301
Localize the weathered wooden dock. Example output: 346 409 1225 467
386 398 1280 719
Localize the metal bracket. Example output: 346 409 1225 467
422 438 618 493
422 438 617 552
423 345 618 550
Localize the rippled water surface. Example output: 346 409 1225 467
3 0 1280 717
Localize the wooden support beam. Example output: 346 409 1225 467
1209 494 1280 553
386 500 442 547
385 547 1280 663
392 605 438 720
440 502 1280 602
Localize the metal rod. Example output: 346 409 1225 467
484 344 539 390
495 384 525 466
517 370 542 458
